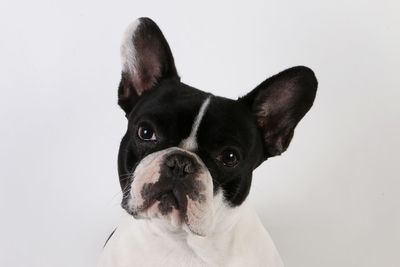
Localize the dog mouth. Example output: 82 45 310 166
125 187 186 218
121 148 213 236
153 190 181 215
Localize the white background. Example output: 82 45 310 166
1 1 399 266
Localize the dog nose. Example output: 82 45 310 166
165 152 197 177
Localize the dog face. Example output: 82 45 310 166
117 18 317 236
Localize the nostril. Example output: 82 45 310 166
166 157 177 168
183 163 194 174
176 160 186 169
165 153 196 176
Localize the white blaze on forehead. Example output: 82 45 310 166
120 19 140 76
180 97 211 151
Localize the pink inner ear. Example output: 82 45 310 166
245 66 317 157
131 51 162 95
257 80 296 117
121 18 178 97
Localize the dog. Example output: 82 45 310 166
98 17 317 267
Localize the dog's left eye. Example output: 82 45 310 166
137 123 157 141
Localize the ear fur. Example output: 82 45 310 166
240 66 318 158
118 17 179 114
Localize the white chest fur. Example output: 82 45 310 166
98 201 284 267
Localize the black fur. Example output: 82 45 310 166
240 66 318 157
116 17 318 211
118 17 179 114
135 151 206 219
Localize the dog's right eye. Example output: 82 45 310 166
216 148 240 167
137 123 157 141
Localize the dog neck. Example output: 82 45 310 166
101 197 283 267
121 193 247 265
138 191 245 253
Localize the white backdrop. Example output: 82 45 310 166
1 1 399 267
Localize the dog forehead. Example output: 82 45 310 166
129 81 208 119
198 97 259 145
126 80 260 156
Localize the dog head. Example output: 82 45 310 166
117 18 317 236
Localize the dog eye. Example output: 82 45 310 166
137 123 157 141
217 149 239 167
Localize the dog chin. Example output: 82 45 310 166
125 198 212 236
123 147 215 236
142 200 183 228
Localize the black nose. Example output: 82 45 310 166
165 152 197 177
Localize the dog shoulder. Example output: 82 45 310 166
228 203 285 267
186 202 284 267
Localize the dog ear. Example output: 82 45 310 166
239 66 318 158
118 17 179 114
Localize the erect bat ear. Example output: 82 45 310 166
118 17 179 114
239 66 318 158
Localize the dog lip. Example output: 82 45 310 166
133 189 182 215
159 191 180 210
172 186 186 210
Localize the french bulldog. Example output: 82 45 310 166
98 17 317 267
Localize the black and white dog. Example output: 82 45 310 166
99 17 317 267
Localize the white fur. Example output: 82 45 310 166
99 97 284 265
127 149 167 211
98 194 284 267
120 19 140 80
180 97 211 151
127 147 214 236
109 18 284 267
